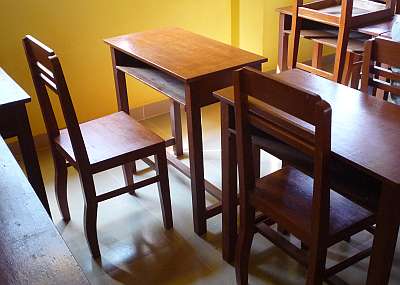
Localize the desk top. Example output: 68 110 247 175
104 27 267 82
0 68 30 108
0 137 89 284
214 69 400 186
277 6 398 37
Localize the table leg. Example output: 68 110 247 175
185 85 207 235
16 105 51 216
169 100 184 157
367 183 400 285
221 103 238 263
277 13 290 73
110 48 137 177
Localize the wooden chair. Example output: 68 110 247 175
234 67 375 285
361 37 400 100
289 0 396 83
23 35 173 258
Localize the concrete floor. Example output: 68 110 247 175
36 103 400 284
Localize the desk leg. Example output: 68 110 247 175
110 48 136 183
221 103 238 263
367 183 400 285
170 100 184 157
16 105 51 216
277 13 290 73
185 85 206 235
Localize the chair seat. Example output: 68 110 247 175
252 166 375 246
54 111 164 172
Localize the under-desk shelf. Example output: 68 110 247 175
117 65 186 105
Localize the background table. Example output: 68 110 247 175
0 68 50 215
214 69 400 285
104 27 267 236
276 6 399 72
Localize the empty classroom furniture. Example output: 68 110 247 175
232 67 374 285
0 67 50 215
289 0 397 83
23 35 173 258
214 68 400 285
361 36 400 99
277 4 400 73
104 27 267 236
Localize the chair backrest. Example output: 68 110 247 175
361 37 400 97
23 35 90 166
234 67 332 234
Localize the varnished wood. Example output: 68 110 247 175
217 69 400 184
0 68 50 216
104 27 266 82
215 68 400 285
0 136 88 284
105 28 267 236
361 37 400 97
23 35 173 258
277 5 399 73
232 67 374 284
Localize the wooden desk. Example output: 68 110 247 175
0 68 50 216
214 69 400 285
104 27 267 235
0 136 89 284
277 6 399 72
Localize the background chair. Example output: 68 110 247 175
233 67 375 284
23 35 173 258
289 0 396 83
361 37 400 100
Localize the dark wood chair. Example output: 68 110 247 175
361 37 400 100
23 35 173 258
234 67 375 284
289 0 396 83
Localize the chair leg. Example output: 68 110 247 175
235 207 255 285
341 52 354 86
80 174 100 258
53 152 70 221
306 244 327 285
350 54 362 89
123 163 135 195
155 150 173 229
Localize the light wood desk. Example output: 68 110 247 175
104 27 267 235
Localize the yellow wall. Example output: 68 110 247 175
238 0 316 71
0 0 231 135
1 0 314 136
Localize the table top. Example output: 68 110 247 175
104 27 267 82
276 6 398 37
0 136 89 284
0 68 30 108
214 69 400 186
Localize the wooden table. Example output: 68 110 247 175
277 6 399 72
0 68 50 216
214 69 400 285
0 135 89 284
104 27 267 235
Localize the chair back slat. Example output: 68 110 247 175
23 35 90 166
361 37 400 98
234 67 332 245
